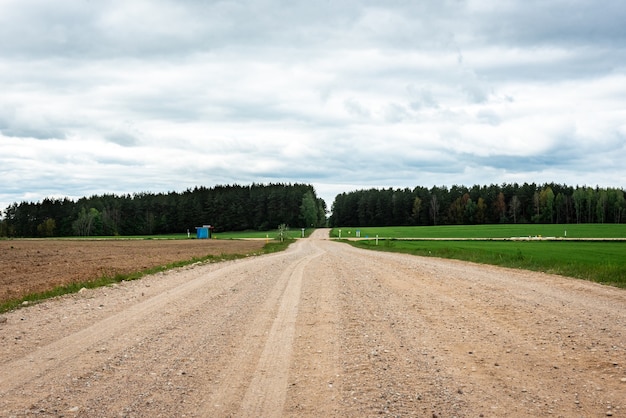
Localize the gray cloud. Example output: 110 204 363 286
0 105 68 140
1 127 66 140
1 0 626 214
473 1 626 48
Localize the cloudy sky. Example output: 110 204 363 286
1 0 625 213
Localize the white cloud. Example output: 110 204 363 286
1 0 626 214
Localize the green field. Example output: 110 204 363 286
331 224 626 239
213 228 312 240
332 225 626 288
43 228 312 241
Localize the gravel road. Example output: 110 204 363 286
1 229 625 417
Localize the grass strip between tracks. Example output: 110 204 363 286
0 239 293 314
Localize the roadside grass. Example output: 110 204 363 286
331 224 626 239
0 238 294 314
351 239 626 288
48 229 312 240
213 229 312 239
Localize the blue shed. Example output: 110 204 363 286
195 225 212 239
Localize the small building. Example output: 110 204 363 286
195 225 213 239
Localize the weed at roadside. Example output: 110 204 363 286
351 239 626 288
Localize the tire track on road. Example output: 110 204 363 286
199 239 324 417
240 243 324 416
285 239 342 416
0 250 293 401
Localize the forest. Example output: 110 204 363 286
3 182 625 237
0 183 327 237
329 183 626 227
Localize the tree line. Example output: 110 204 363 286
0 183 327 237
329 183 626 227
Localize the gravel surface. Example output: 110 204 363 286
1 229 625 417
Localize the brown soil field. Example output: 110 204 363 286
0 238 266 303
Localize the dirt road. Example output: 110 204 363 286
1 229 625 417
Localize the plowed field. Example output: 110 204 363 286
0 238 266 303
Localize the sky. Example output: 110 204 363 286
1 0 626 215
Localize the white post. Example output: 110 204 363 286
376 235 379 245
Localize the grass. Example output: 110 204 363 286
213 228 312 239
331 224 626 239
49 229 313 240
0 238 294 314
351 237 626 288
